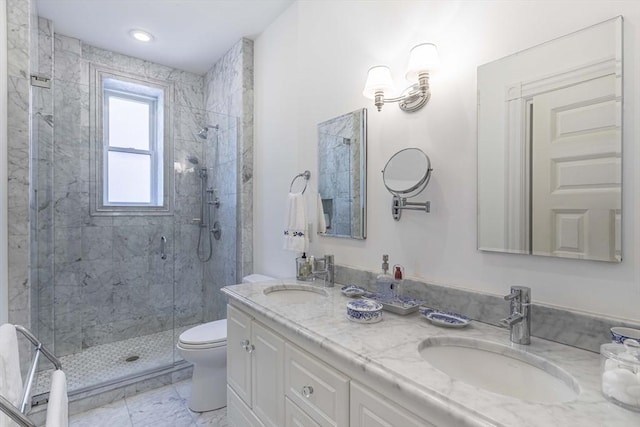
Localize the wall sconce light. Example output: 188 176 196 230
362 43 439 113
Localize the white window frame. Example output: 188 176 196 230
103 88 160 206
90 64 174 216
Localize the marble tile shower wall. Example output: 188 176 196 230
34 30 218 356
202 38 253 322
7 0 32 341
33 17 55 350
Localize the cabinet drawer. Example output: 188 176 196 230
284 343 349 427
285 397 322 427
350 381 433 427
227 385 265 427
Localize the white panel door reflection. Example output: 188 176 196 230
531 74 621 261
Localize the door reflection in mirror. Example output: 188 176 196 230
477 16 622 262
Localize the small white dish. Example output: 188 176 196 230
347 299 383 323
341 285 368 298
420 308 471 328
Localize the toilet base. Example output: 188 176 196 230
188 363 227 412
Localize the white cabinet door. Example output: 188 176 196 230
350 382 433 427
227 304 253 406
252 320 285 427
228 385 265 427
285 397 322 427
284 343 349 427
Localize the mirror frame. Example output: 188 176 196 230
317 108 367 240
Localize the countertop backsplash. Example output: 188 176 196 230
334 264 640 353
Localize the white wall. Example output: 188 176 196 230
254 0 640 321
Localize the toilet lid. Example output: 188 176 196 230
179 319 227 346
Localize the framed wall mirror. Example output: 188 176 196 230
317 108 367 239
477 16 622 262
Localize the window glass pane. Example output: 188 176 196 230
107 151 151 204
108 96 150 150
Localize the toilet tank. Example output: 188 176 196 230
242 274 276 284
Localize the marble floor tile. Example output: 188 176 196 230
126 385 195 427
67 381 228 427
69 399 133 427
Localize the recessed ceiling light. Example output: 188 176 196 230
129 29 154 43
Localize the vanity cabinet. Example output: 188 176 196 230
285 397 322 427
227 304 285 427
284 342 349 426
350 382 434 427
227 303 430 427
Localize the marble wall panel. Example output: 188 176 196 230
7 0 33 345
202 38 253 322
7 0 30 79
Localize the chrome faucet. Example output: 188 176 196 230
500 286 531 345
312 254 335 287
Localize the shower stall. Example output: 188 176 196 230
28 23 241 399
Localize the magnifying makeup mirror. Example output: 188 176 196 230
382 148 432 220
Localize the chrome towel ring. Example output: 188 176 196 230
289 170 311 194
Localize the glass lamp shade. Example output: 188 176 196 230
405 43 439 82
362 65 395 99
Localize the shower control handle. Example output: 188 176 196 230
160 236 167 260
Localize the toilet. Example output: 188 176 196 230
176 274 275 412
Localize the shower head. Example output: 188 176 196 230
196 124 220 140
187 155 199 165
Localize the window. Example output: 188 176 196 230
90 66 173 215
103 82 160 205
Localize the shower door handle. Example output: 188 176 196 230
160 236 167 260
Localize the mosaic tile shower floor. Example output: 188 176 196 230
35 326 192 395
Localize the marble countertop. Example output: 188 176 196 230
222 280 640 427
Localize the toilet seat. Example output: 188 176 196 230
178 319 227 349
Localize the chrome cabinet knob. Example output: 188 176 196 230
241 339 255 353
301 385 314 398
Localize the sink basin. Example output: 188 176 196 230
263 284 328 303
418 337 579 403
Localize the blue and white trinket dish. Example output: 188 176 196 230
420 308 471 328
341 285 368 298
347 299 383 324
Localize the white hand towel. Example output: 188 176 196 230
0 324 23 427
283 192 308 252
317 193 327 234
45 370 68 427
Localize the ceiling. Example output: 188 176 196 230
35 0 294 75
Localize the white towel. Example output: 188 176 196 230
283 192 308 252
317 193 327 234
0 324 23 427
45 370 68 427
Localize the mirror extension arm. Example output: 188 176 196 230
392 196 430 221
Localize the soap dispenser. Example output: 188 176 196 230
393 264 404 298
296 252 311 280
376 255 394 300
